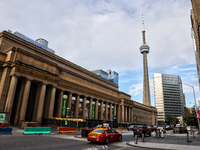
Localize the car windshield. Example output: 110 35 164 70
96 125 102 128
92 129 105 133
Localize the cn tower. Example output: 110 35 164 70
140 15 151 106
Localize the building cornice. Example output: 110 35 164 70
0 31 118 88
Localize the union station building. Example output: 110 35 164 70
0 30 157 127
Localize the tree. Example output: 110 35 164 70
165 114 174 125
183 106 198 127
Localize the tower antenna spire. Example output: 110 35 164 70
142 14 146 44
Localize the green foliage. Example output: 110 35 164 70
183 106 198 127
165 114 174 125
165 114 181 125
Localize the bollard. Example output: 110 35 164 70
153 131 156 137
135 134 138 144
192 130 195 138
187 132 190 142
161 131 163 137
142 133 144 142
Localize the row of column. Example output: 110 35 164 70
3 74 135 126
61 92 118 121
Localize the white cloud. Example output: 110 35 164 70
0 0 198 106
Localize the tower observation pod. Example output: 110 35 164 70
140 15 151 106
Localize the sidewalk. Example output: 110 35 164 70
126 132 200 150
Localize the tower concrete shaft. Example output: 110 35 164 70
142 52 151 105
140 15 151 106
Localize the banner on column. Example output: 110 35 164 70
112 107 114 121
108 107 110 120
103 104 105 118
98 103 101 120
78 98 83 118
71 97 75 118
61 95 68 118
92 103 95 119
85 100 89 119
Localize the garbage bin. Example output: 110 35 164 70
81 129 91 137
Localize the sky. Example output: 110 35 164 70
0 0 199 108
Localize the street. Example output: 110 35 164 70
0 128 200 150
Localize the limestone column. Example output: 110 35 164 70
114 104 116 118
95 99 98 120
4 75 18 115
56 90 63 118
82 96 86 119
110 103 112 121
117 105 121 123
67 92 72 117
100 101 104 120
89 98 93 119
128 107 131 123
48 86 56 118
105 102 108 120
152 110 155 125
14 79 26 125
18 78 31 125
75 94 80 118
130 107 133 123
36 83 46 126
0 67 11 112
32 83 41 122
121 105 124 122
67 92 72 109
124 106 127 123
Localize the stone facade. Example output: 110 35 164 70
0 30 157 126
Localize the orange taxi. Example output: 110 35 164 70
87 128 122 144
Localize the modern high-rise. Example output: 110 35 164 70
154 73 185 124
140 15 151 106
191 0 200 88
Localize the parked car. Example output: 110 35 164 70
133 126 151 137
173 124 187 133
128 125 135 131
151 125 158 131
165 125 171 130
87 128 122 144
157 127 166 133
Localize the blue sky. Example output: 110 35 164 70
0 0 199 107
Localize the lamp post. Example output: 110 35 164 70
183 83 200 134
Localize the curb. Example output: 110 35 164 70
126 141 172 150
74 135 86 138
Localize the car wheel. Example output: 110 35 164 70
118 135 122 141
105 138 109 144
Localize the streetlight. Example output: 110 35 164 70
183 83 200 134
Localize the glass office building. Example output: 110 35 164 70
154 73 185 124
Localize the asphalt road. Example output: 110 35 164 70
0 129 199 150
0 130 151 150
